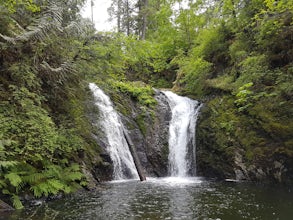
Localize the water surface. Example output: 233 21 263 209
2 178 292 220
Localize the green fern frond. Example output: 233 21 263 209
0 161 18 168
0 34 16 44
31 182 50 198
63 172 83 181
68 182 81 192
0 180 8 189
4 173 22 188
44 165 62 178
31 185 43 198
63 185 72 194
80 181 88 187
47 179 65 192
64 19 94 38
31 178 66 198
22 172 45 184
0 3 63 44
2 189 10 195
66 163 80 172
40 61 75 76
17 3 63 42
12 194 24 209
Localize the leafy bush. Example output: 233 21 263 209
112 81 157 108
174 57 212 96
0 83 85 208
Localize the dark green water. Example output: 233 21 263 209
1 177 292 220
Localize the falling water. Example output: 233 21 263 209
163 91 201 177
89 83 138 180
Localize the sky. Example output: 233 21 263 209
81 0 114 31
80 0 190 32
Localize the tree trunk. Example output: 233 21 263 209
117 0 122 32
126 0 130 36
141 0 148 40
0 199 14 211
123 130 146 181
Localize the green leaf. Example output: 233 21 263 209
12 195 24 209
0 161 18 168
64 172 83 181
5 173 22 187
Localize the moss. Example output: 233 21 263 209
111 80 157 108
110 92 132 116
135 113 147 136
205 74 235 92
161 142 169 163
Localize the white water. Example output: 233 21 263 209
163 91 201 177
89 83 138 180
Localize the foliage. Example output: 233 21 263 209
0 0 40 13
0 0 95 208
0 0 292 207
234 82 254 112
112 80 157 108
174 57 212 95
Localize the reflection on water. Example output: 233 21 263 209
1 178 293 220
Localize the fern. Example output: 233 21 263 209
0 179 8 189
11 194 24 210
0 3 63 44
0 161 18 169
31 184 45 198
64 20 93 38
63 185 72 194
31 182 51 198
4 173 22 188
27 163 84 198
47 179 65 192
22 172 46 184
40 61 75 78
64 172 83 182
66 163 81 172
31 179 64 197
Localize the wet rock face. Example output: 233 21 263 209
196 102 293 184
144 91 171 177
234 153 292 184
120 114 149 170
119 90 171 177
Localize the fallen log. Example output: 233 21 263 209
123 130 146 181
0 199 14 211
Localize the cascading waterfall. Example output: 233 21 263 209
163 91 201 177
89 83 138 180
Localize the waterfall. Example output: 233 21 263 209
162 91 201 177
89 83 138 180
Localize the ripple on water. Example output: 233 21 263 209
146 176 203 187
1 179 293 220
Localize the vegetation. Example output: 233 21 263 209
96 0 293 182
0 0 99 208
1 0 292 208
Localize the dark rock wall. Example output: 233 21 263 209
88 89 172 180
120 90 171 177
144 91 171 177
196 97 293 184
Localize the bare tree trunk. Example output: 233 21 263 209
0 199 14 211
141 0 148 40
91 0 94 23
123 130 146 181
117 0 122 32
126 0 130 36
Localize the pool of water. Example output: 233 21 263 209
1 177 293 220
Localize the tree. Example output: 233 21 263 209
109 0 136 35
0 0 93 208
